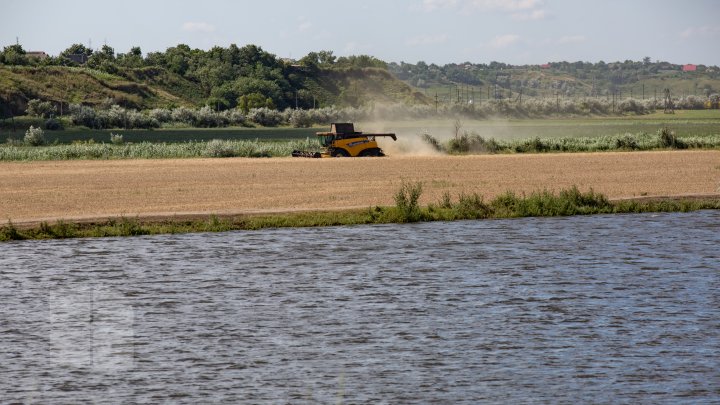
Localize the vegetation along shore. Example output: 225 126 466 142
2 186 719 241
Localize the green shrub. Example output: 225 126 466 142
24 125 46 146
658 127 686 149
439 191 452 209
205 139 236 157
117 217 149 236
45 118 64 130
110 133 124 145
614 134 639 150
0 221 24 241
394 181 423 222
421 133 444 152
455 192 490 218
26 99 56 118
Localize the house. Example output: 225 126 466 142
66 54 89 64
26 51 48 60
682 64 697 72
540 63 551 69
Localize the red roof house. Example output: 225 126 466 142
682 64 697 72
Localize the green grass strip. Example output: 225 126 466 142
2 187 718 241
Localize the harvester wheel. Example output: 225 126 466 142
331 149 350 157
359 148 382 157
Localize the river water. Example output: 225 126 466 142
2 211 719 403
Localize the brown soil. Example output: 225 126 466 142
1 150 719 225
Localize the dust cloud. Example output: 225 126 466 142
360 122 445 157
376 132 444 157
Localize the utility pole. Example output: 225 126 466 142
642 83 645 100
434 92 438 113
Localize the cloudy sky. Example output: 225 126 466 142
4 0 720 65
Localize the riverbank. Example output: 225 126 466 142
2 190 719 241
1 151 719 240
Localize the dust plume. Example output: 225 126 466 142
360 122 445 157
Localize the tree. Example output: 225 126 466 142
87 45 116 72
237 93 274 113
116 46 144 68
1 44 28 65
300 50 336 68
25 99 57 118
60 43 93 65
162 44 192 75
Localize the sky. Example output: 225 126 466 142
3 0 720 66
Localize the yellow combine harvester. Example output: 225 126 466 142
292 123 396 158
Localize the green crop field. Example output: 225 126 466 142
2 109 719 146
1 125 320 144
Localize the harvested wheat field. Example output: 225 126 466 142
1 150 719 225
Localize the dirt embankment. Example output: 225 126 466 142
1 150 719 225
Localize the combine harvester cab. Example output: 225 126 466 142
292 123 396 158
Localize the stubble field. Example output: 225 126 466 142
1 150 719 225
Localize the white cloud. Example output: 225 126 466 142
511 9 546 20
406 34 449 46
557 35 586 44
181 22 215 33
680 25 720 39
489 34 520 48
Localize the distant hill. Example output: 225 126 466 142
2 41 719 116
389 60 720 103
0 42 429 116
0 65 427 116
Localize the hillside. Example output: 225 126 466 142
0 41 431 117
2 40 719 117
0 66 200 113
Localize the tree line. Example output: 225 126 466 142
0 43 387 111
389 58 720 97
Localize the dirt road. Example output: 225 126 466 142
1 150 719 224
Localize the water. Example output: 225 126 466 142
2 211 719 404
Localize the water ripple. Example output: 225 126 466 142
1 211 719 403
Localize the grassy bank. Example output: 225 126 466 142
3 186 718 241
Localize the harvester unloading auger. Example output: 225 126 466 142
291 123 396 158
